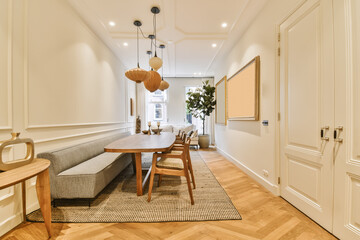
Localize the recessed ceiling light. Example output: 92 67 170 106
109 21 116 27
194 73 197 75
123 42 128 46
212 43 217 48
221 22 228 28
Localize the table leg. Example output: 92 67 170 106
135 152 143 196
21 181 26 222
36 169 52 237
131 153 136 175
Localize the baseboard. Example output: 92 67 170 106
0 195 40 237
0 212 22 237
216 147 280 196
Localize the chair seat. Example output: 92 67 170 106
157 157 184 170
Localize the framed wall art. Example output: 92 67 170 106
227 56 260 121
215 76 227 125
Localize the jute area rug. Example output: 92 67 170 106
27 151 241 223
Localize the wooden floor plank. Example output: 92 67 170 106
1 150 337 240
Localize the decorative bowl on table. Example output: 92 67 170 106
151 129 163 134
142 130 149 134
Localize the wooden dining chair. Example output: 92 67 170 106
168 138 195 189
158 137 196 189
175 130 183 140
174 131 186 147
176 130 181 138
148 138 194 205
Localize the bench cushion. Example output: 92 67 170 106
58 152 125 176
38 132 131 176
54 152 131 199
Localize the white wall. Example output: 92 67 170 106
213 0 305 195
0 0 135 236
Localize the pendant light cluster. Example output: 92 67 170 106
125 6 169 92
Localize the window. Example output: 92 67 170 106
146 90 168 123
185 87 203 134
154 103 163 120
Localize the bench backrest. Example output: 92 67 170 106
37 132 131 176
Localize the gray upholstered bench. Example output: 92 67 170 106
37 132 133 201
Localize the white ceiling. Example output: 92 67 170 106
67 0 268 77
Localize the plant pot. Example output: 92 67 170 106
198 134 210 149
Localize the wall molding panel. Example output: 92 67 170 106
0 187 15 202
23 0 29 131
26 121 126 130
0 212 22 237
0 0 13 131
24 0 127 129
34 126 128 144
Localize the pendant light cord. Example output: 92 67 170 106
153 14 157 57
161 47 164 80
137 21 160 49
137 27 140 68
150 38 153 56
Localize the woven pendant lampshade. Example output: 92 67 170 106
149 53 163 71
125 67 150 83
158 79 169 91
126 20 150 83
144 70 161 92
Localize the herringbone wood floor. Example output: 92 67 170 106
1 150 337 240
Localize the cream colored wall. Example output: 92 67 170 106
0 0 135 236
213 0 304 195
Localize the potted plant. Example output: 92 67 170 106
186 80 216 148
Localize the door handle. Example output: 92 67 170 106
320 126 329 141
334 126 343 143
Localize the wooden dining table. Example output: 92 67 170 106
104 132 176 196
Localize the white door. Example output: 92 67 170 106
279 0 334 231
333 0 360 239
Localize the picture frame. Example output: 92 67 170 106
227 56 260 121
215 76 227 125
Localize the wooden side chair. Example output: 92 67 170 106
175 130 183 140
176 130 182 138
176 130 185 140
157 136 196 189
148 138 195 205
174 131 186 147
169 138 195 189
